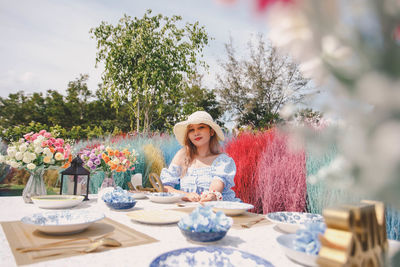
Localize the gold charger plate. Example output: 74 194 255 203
127 210 187 225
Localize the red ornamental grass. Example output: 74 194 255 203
256 129 306 214
224 130 275 213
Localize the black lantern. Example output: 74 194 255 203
60 156 91 200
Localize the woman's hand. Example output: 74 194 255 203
183 192 201 202
200 192 217 202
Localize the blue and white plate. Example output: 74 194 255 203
21 210 105 235
147 192 185 203
266 212 324 233
150 246 274 267
276 234 318 267
203 201 254 216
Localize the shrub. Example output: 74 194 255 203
224 130 274 213
256 129 306 213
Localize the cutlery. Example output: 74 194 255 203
32 237 122 259
240 217 266 228
16 233 112 253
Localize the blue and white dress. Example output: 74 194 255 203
160 153 239 201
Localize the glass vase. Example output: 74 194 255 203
22 167 47 203
100 171 116 191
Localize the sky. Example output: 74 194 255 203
0 0 269 98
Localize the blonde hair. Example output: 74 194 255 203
181 124 221 177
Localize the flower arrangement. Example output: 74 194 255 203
79 145 137 175
0 130 72 171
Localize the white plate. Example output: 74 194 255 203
266 212 324 233
130 192 147 199
31 195 84 209
203 201 254 216
276 234 318 267
21 210 105 235
150 246 274 266
147 192 185 203
127 210 187 225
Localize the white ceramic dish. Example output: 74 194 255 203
31 195 84 209
147 192 185 203
203 201 254 216
21 210 105 235
276 234 318 267
130 192 147 199
127 210 187 225
266 212 324 233
150 246 274 267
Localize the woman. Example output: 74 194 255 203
160 111 238 202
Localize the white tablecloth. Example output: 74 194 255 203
0 195 398 267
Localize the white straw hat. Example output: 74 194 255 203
173 111 224 146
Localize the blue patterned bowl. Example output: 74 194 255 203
104 200 137 210
178 225 229 242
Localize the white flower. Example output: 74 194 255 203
34 146 43 154
10 161 20 168
27 163 36 170
33 139 42 146
0 155 4 163
36 135 45 141
19 144 28 152
43 147 51 154
15 152 23 161
28 152 36 161
54 152 64 161
112 158 120 165
7 147 17 157
22 156 32 164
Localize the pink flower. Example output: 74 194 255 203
57 147 64 153
23 132 34 140
256 0 294 12
44 132 52 138
39 130 47 135
41 141 48 147
31 133 39 141
56 138 64 145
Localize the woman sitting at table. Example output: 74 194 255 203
160 111 239 202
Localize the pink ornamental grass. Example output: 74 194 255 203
256 129 306 214
224 130 275 213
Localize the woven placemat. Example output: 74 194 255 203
1 217 158 265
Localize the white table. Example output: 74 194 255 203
0 195 399 267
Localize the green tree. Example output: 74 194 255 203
217 35 316 128
90 10 210 132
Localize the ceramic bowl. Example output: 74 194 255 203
21 210 105 235
104 199 137 210
178 225 229 242
203 201 254 216
276 234 318 267
266 212 324 233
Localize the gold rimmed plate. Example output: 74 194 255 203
127 210 187 225
31 195 85 209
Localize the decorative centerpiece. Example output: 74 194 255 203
79 145 137 190
0 130 72 203
178 206 233 242
102 186 137 210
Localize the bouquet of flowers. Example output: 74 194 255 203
0 130 72 171
79 145 137 175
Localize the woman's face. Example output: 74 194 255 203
187 124 214 147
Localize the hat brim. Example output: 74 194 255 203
173 119 224 146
